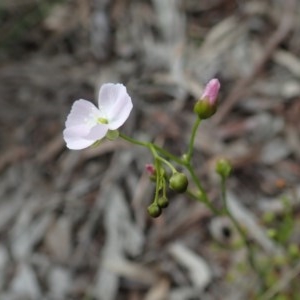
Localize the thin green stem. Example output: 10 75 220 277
186 189 218 214
152 144 183 165
157 156 177 173
153 158 162 204
119 132 150 148
185 117 201 163
119 133 183 165
220 177 266 291
185 164 219 214
149 144 177 174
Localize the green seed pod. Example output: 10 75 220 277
147 204 162 218
215 158 232 179
157 196 169 208
169 172 188 193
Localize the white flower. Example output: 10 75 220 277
63 83 133 150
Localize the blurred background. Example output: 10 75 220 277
0 0 300 299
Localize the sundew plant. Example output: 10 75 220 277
63 80 300 299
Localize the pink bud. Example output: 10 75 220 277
201 78 220 105
145 164 156 176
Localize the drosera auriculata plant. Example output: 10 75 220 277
63 78 299 298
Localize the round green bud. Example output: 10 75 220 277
194 99 217 120
147 204 162 218
106 129 119 140
160 168 166 179
157 196 169 208
195 189 205 201
169 172 188 193
215 158 232 179
181 154 189 164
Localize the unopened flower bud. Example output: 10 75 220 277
147 203 162 218
169 172 188 193
181 154 189 164
145 164 156 181
215 158 232 179
194 78 220 119
157 196 169 208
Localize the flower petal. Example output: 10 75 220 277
85 124 109 140
65 99 100 128
63 123 108 149
63 124 91 139
64 136 95 150
63 126 96 150
107 97 133 130
98 83 133 130
201 78 220 105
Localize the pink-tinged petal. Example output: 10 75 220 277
64 137 95 150
85 124 108 140
98 83 133 129
98 83 124 113
63 124 91 139
201 78 220 105
107 96 132 130
63 123 108 148
65 99 100 128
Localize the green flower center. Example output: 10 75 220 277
97 117 108 124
